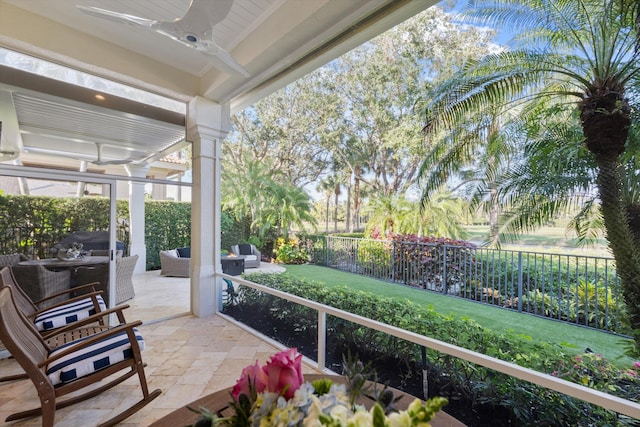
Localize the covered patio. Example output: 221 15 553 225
1 1 639 425
0 1 448 425
0 0 437 318
0 268 294 426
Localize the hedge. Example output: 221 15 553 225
229 272 640 426
0 194 249 269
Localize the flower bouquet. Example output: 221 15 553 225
51 242 85 260
188 348 447 427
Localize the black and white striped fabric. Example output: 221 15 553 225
46 327 144 385
33 296 106 331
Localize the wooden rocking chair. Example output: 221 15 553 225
0 286 161 426
0 266 112 383
0 266 107 333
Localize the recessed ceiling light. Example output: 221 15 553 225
95 94 105 101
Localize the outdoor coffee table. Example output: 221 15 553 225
221 255 245 276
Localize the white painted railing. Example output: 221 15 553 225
216 273 640 420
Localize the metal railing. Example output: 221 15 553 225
216 272 640 420
303 235 627 335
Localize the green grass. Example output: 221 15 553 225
282 264 635 367
465 225 610 256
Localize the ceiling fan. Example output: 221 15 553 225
76 0 249 77
91 143 135 165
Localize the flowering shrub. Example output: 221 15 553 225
274 237 308 264
388 233 476 291
552 353 640 399
191 348 448 427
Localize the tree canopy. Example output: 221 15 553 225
419 0 640 354
224 5 498 237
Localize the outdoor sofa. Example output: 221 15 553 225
230 244 261 268
160 248 190 277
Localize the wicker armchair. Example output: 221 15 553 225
160 249 190 277
116 255 137 303
230 244 261 268
73 255 138 305
10 264 71 308
0 253 28 268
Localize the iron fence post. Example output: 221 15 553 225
391 241 396 283
517 251 523 312
442 245 448 294
325 236 329 267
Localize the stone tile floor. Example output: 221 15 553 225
0 264 320 426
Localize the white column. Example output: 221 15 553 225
76 161 87 197
187 97 230 317
125 164 150 274
149 172 168 200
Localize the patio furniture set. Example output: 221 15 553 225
0 251 137 308
0 265 160 426
0 234 159 425
160 243 261 277
0 230 136 308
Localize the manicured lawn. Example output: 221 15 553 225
283 264 635 367
466 225 610 255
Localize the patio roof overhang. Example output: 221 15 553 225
0 0 438 318
0 0 437 168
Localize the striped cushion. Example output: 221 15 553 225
46 328 144 385
33 296 107 331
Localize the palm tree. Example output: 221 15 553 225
365 193 468 238
316 178 335 233
320 173 343 232
365 195 410 237
263 183 317 239
419 105 519 246
421 0 640 353
496 101 600 245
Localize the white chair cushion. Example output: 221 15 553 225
244 255 258 262
46 327 144 385
161 249 179 258
34 296 107 331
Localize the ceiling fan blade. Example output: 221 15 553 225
178 0 234 32
92 159 133 165
198 39 250 77
91 143 134 165
76 5 156 28
76 1 249 78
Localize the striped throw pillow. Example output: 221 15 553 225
34 296 107 331
46 327 144 385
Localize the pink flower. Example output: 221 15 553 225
231 360 268 401
264 348 304 399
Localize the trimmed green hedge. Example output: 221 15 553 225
0 194 249 270
236 272 640 426
0 195 129 259
144 200 191 269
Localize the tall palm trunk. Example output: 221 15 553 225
595 156 640 346
325 194 330 233
354 169 362 230
333 186 340 232
582 89 640 350
346 175 352 232
488 188 500 246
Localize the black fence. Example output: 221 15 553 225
303 235 627 336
